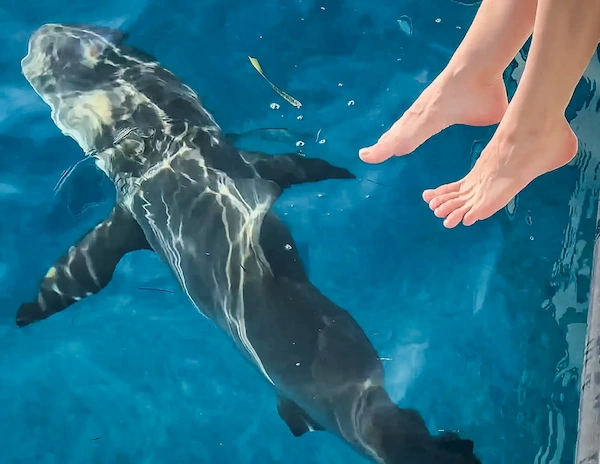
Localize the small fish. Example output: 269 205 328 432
248 56 302 108
71 201 102 218
362 178 390 187
138 287 175 294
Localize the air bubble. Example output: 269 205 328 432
348 100 355 106
318 139 327 144
295 140 305 147
297 115 304 120
435 18 441 23
397 15 413 36
270 102 280 110
285 244 292 250
317 193 323 198
338 83 344 87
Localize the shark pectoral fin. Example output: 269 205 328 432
16 204 152 328
277 397 325 437
231 177 283 210
240 151 355 189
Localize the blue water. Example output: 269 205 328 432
1 1 600 463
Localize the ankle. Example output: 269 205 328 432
508 75 573 124
503 99 567 135
443 58 504 87
498 112 573 146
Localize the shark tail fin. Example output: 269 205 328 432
363 387 482 464
433 432 482 464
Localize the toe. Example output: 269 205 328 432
359 133 398 164
434 197 468 218
462 208 479 226
422 180 462 203
358 145 377 163
428 192 460 210
443 204 471 228
359 144 391 164
422 190 434 202
360 118 420 163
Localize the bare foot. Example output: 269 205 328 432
358 70 509 164
423 116 578 228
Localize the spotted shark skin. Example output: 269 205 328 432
17 24 481 464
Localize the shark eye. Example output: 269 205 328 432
86 44 101 59
79 41 105 67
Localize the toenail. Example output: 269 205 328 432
359 148 371 159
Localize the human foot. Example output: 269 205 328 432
358 71 509 164
423 117 578 228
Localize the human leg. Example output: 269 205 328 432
358 0 538 164
424 0 600 228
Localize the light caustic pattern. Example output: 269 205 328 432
21 23 277 385
134 150 276 386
